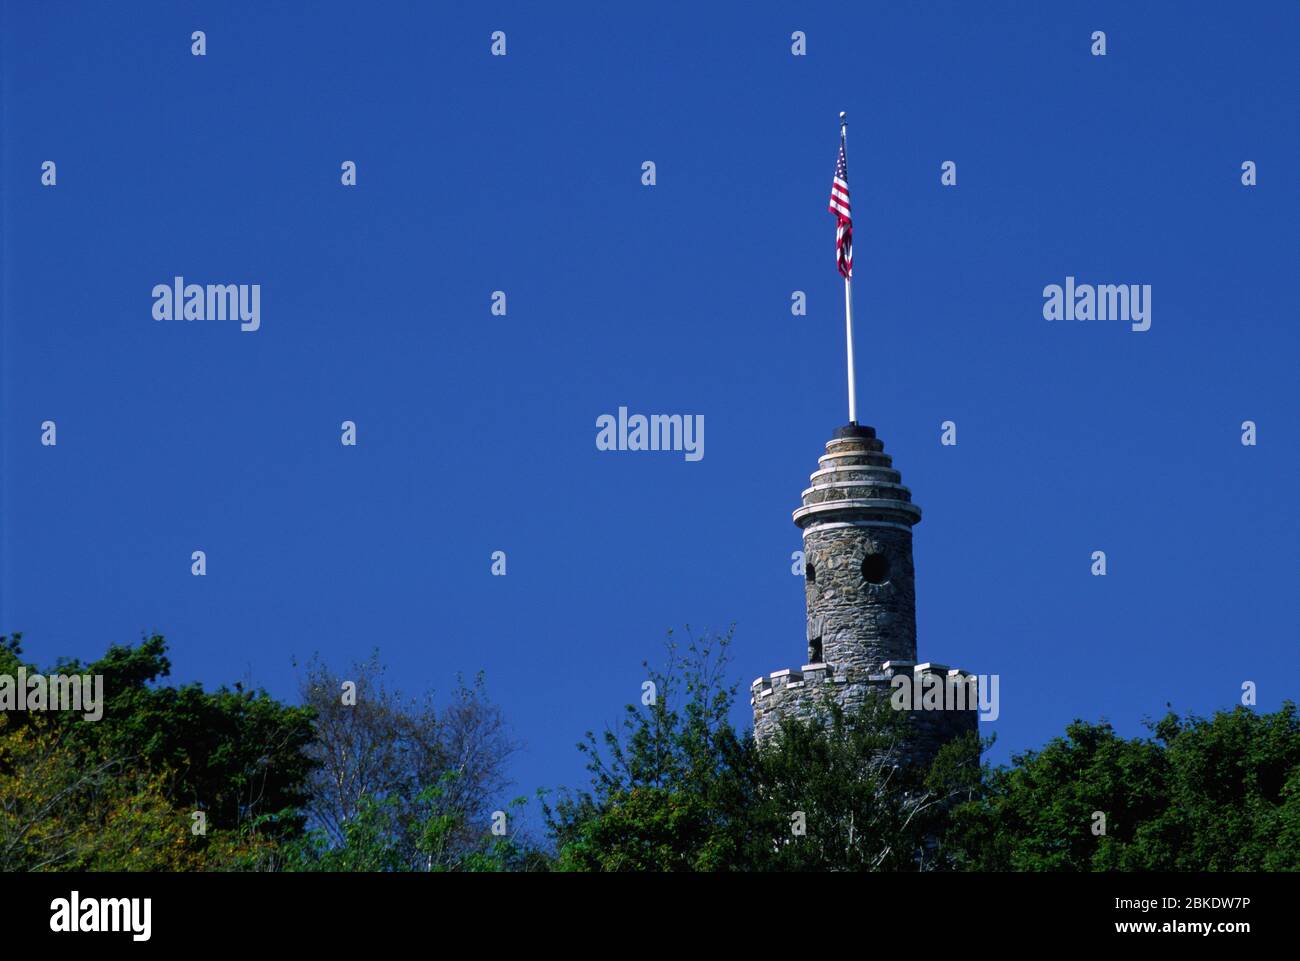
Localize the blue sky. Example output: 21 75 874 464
3 1 1297 823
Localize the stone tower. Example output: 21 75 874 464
751 424 977 763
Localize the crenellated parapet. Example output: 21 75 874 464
751 659 978 766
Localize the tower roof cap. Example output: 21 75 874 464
793 424 922 530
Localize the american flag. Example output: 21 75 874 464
828 136 852 278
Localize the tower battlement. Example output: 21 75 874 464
751 661 978 763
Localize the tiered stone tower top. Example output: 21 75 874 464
752 424 977 757
795 424 921 674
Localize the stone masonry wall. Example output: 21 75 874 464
804 525 917 672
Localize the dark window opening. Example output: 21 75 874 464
808 636 823 663
862 553 890 585
805 563 816 583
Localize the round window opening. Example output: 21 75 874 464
862 553 890 585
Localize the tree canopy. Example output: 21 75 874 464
1 629 1295 872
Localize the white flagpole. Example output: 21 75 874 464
845 272 857 424
841 111 858 425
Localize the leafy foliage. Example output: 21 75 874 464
0 632 314 869
0 711 276 871
3 629 1296 872
545 628 983 871
295 651 518 870
1 633 316 840
944 704 1300 871
545 628 756 870
283 773 539 872
751 700 982 871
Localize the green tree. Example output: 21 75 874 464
283 772 540 872
295 651 517 870
545 628 982 872
0 632 315 868
945 703 1300 871
546 628 755 871
751 700 982 871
